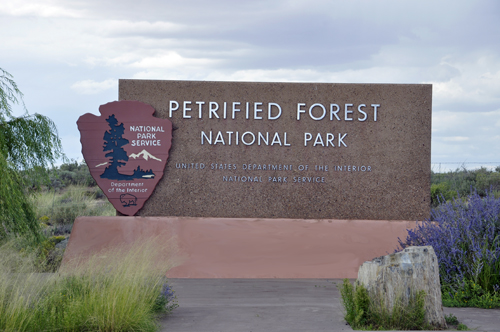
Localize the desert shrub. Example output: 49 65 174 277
445 313 459 325
444 314 470 330
398 191 500 307
430 182 457 207
340 279 368 329
34 185 115 225
431 167 500 199
46 160 96 189
1 232 65 272
31 235 67 271
339 279 431 330
0 238 178 331
19 185 116 272
153 282 178 314
442 279 500 308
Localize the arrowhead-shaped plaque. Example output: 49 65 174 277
77 101 172 215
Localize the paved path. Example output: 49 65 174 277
159 279 500 332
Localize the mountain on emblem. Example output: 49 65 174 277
129 149 162 162
77 101 172 216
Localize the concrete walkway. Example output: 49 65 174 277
159 279 500 332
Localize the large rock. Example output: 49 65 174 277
357 246 446 328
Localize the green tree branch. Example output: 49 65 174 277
0 67 64 240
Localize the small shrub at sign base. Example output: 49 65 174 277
457 322 470 330
398 191 500 308
339 279 433 330
444 314 471 330
153 281 179 314
445 313 459 325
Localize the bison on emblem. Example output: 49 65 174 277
120 194 137 207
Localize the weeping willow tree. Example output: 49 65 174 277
0 68 63 240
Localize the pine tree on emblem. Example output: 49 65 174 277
101 115 130 179
100 114 155 180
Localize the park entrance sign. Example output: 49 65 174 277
69 80 433 278
115 80 432 220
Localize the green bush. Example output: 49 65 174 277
10 184 117 272
34 185 115 225
457 322 470 330
431 166 500 200
0 67 64 241
339 279 433 330
445 313 459 325
46 160 96 189
442 279 500 309
0 238 178 332
444 314 470 330
1 232 64 273
430 182 457 206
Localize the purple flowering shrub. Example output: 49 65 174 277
152 281 178 314
397 191 500 306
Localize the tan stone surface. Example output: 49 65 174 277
358 246 446 328
119 80 431 220
63 216 417 278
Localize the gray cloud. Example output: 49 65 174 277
1 0 499 168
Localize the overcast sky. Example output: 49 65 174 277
2 0 499 172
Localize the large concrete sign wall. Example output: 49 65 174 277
119 80 431 220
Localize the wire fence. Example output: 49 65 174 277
431 162 500 173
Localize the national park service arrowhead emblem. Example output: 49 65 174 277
77 101 172 215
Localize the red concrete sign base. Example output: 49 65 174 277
63 217 417 278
